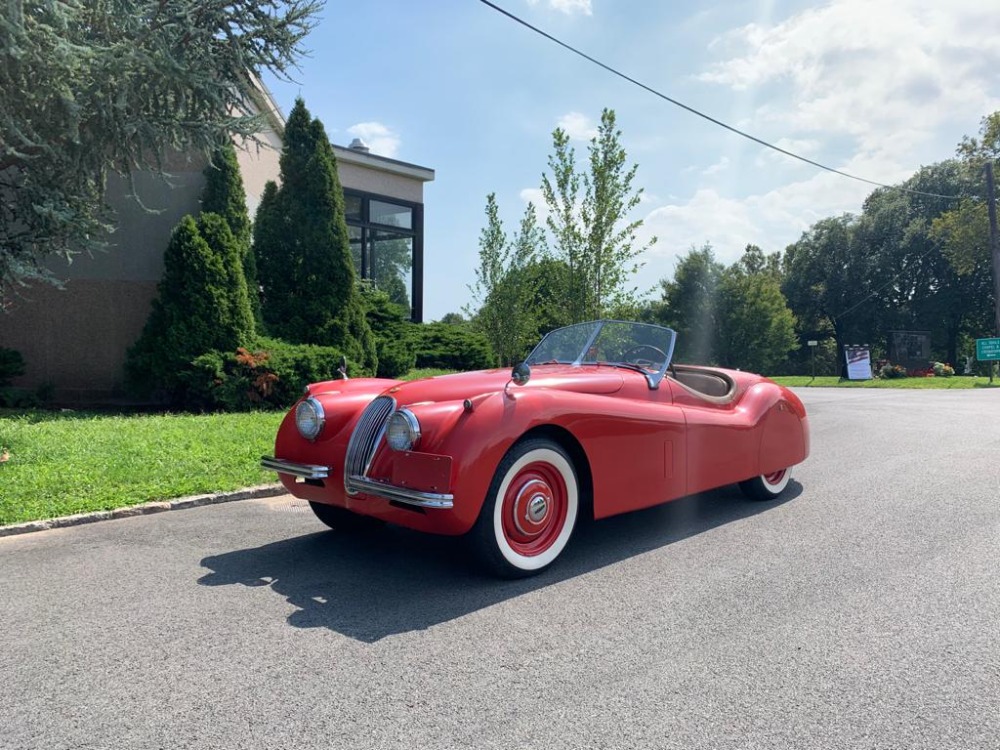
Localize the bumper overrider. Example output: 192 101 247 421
260 456 455 509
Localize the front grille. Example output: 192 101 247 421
344 395 396 493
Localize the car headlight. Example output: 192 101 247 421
386 409 421 451
295 397 326 441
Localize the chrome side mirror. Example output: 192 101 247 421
511 361 531 386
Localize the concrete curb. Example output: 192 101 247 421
0 484 287 538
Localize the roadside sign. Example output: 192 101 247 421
976 337 1000 361
807 340 818 347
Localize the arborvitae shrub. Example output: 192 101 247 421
202 143 260 326
125 213 255 399
253 99 377 374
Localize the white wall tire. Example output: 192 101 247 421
472 439 579 578
739 467 793 501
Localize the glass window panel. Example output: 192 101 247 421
349 226 364 277
344 194 363 223
370 200 412 230
371 231 413 316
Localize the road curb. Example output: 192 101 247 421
0 484 287 538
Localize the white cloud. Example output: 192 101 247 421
698 0 1000 159
630 0 1000 295
635 165 874 290
346 122 401 158
557 112 598 141
527 0 592 16
701 156 730 176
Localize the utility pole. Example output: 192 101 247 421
985 162 1000 382
985 162 1000 337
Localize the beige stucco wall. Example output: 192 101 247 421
336 161 425 203
233 129 283 219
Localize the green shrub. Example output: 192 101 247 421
0 347 25 387
126 213 255 399
362 284 416 378
879 363 907 379
932 361 955 377
411 322 494 371
254 99 377 374
181 337 375 411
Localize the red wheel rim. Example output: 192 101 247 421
763 469 787 486
501 461 568 557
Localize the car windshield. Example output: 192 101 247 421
525 320 677 386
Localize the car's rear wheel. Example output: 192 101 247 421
472 438 579 578
739 467 792 501
308 501 382 532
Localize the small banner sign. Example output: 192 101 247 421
976 337 1000 362
845 345 873 380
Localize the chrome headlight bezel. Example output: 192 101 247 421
295 397 326 441
386 408 421 452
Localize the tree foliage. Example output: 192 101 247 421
647 244 795 374
0 0 320 304
653 245 723 364
126 213 255 397
253 99 377 374
467 194 545 365
541 109 653 321
202 143 260 325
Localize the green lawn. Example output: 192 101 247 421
769 375 999 389
0 410 284 525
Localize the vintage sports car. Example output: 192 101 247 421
262 320 809 577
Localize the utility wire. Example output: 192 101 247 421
477 0 960 201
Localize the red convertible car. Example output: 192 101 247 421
262 320 809 577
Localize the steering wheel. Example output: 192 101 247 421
622 344 667 370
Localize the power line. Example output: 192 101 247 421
477 0 960 201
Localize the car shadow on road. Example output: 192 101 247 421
198 482 801 643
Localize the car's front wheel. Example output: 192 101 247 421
472 438 579 578
739 467 793 501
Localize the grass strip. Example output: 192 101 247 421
0 411 283 525
768 375 999 389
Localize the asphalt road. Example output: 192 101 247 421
2 389 999 750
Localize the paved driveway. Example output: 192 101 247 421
2 389 999 749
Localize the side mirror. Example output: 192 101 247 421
511 361 531 386
338 355 349 380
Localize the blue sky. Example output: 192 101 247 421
263 0 1000 322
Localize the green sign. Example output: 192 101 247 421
976 337 1000 361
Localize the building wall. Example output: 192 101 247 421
1 164 207 402
336 161 425 204
0 133 429 404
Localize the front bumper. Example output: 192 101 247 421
260 456 329 480
261 456 455 509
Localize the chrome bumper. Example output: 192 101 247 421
262 456 454 509
261 456 330 480
346 475 454 509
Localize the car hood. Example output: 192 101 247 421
382 365 625 405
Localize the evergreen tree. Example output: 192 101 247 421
202 144 261 326
1 0 320 301
126 214 254 396
254 99 376 373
